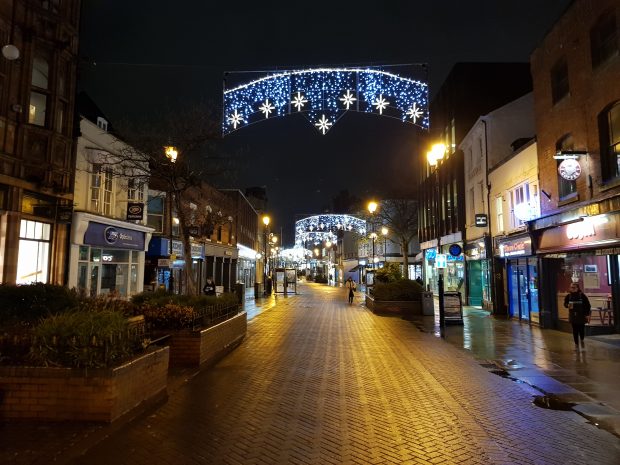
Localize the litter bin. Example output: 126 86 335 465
422 291 435 316
235 283 244 304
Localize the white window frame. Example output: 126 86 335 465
90 163 114 216
495 196 504 234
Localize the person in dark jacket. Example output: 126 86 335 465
346 277 356 304
203 277 216 296
563 282 591 349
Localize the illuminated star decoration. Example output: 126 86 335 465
259 99 275 118
315 114 332 135
291 92 308 111
373 94 390 115
222 67 429 135
339 90 357 110
406 103 423 123
227 109 244 129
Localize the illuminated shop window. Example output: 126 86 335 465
16 220 50 284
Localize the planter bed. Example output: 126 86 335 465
365 294 422 318
164 311 247 367
0 346 169 423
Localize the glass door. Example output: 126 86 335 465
509 259 530 320
528 258 540 324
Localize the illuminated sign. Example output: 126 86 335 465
498 236 532 258
436 254 447 269
475 214 487 227
566 221 596 240
558 159 582 181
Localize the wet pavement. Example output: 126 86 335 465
1 282 619 464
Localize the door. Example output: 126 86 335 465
528 258 540 324
509 260 530 320
467 260 482 306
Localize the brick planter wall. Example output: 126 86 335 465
0 346 169 422
365 294 422 317
168 311 247 367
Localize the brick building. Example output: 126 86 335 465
529 0 620 333
0 0 80 285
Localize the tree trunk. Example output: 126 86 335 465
401 236 410 279
176 200 197 295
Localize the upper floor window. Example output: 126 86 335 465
495 196 504 234
509 182 539 228
127 178 144 202
599 101 620 181
146 193 164 233
90 164 113 216
551 57 569 104
590 10 619 69
556 134 577 199
29 53 50 126
97 117 108 131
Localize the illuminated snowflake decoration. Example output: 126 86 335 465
373 94 390 115
295 214 367 247
222 66 428 136
227 109 244 129
339 89 357 109
259 99 275 118
406 102 423 123
291 91 308 111
315 114 332 135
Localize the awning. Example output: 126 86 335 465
413 252 423 263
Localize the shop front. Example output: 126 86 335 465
535 213 619 334
422 242 465 296
496 233 540 324
204 243 238 293
69 213 153 298
464 236 492 309
236 243 258 291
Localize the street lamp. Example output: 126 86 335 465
165 145 178 293
262 215 270 295
427 143 447 332
367 201 378 269
381 226 388 265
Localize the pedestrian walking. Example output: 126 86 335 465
346 277 356 304
203 277 216 296
563 282 591 350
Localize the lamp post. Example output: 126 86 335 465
427 143 446 332
164 145 178 293
367 201 378 269
262 215 270 295
381 226 388 266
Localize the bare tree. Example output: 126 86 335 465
367 199 418 279
91 102 236 295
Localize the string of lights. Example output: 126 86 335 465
223 67 429 136
295 214 367 246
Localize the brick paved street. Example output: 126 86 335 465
64 283 620 465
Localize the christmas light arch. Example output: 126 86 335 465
295 214 367 246
223 67 428 136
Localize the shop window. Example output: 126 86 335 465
590 10 618 69
550 57 569 104
599 101 620 181
556 134 577 199
16 220 50 284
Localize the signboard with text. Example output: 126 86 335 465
84 222 145 250
497 235 532 258
475 214 488 227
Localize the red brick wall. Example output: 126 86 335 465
168 311 247 367
0 347 169 422
531 0 620 215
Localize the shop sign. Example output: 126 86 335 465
475 214 488 227
84 222 145 250
157 259 170 267
435 254 447 269
126 202 144 221
56 207 73 223
538 214 618 252
191 243 204 259
449 244 462 256
425 248 437 260
498 236 532 257
558 158 582 181
172 240 183 255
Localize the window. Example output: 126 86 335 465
29 53 50 127
495 196 504 233
590 10 618 69
127 179 144 202
551 57 569 104
556 134 577 198
146 194 163 233
96 117 108 131
90 164 113 216
599 101 620 181
469 187 475 225
16 220 50 284
510 183 531 229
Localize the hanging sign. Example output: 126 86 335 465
449 244 462 257
475 214 488 227
126 202 144 220
558 159 582 181
435 254 447 269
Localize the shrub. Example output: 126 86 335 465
139 303 198 330
77 294 136 316
373 279 424 301
29 310 143 368
374 263 402 283
0 283 78 327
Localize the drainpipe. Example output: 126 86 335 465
482 119 499 315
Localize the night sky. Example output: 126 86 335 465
78 1 572 246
